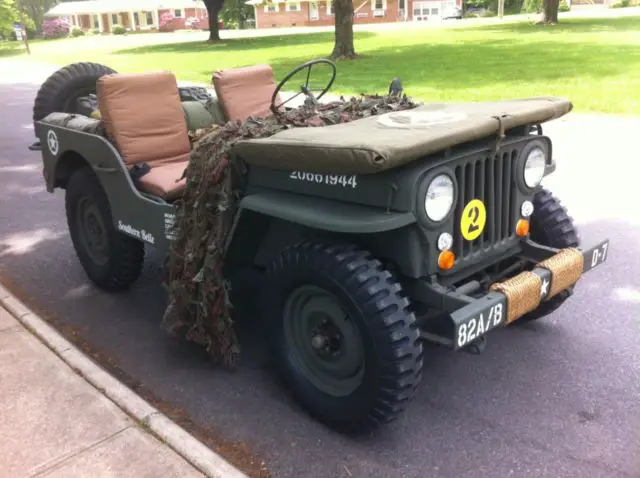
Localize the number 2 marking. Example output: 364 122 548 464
467 318 477 342
467 206 480 234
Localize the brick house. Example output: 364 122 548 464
44 0 210 34
246 0 462 29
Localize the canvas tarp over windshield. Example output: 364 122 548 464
232 96 572 175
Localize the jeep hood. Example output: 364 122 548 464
232 96 572 174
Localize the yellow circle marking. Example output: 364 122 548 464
460 199 486 241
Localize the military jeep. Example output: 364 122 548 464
29 59 609 433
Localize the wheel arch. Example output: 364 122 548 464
53 150 91 189
224 192 427 279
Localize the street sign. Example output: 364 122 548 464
12 20 30 55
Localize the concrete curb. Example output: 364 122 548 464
0 283 248 478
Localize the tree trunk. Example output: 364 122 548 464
541 0 559 23
205 0 224 41
330 0 356 60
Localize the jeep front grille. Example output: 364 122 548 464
453 148 520 260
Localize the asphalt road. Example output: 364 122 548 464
1 64 640 478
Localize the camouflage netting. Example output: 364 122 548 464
161 93 420 368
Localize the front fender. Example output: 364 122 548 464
236 190 416 234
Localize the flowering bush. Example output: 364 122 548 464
159 12 175 30
42 18 70 39
185 16 201 29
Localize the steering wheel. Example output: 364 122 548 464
270 58 337 114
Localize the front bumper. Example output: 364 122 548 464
436 237 609 350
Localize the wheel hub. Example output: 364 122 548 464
311 333 327 351
77 197 109 266
283 285 365 397
310 318 344 355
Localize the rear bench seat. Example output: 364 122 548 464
96 65 280 201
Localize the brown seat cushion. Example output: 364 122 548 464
212 64 281 123
97 71 191 168
136 161 188 201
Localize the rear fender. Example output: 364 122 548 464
34 121 176 252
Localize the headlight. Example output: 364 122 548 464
524 147 546 188
425 174 454 222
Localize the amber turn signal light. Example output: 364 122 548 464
516 219 530 237
438 250 456 270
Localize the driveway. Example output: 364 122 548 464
1 64 639 478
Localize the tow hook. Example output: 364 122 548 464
464 335 487 355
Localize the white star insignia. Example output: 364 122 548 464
540 278 549 298
46 130 59 155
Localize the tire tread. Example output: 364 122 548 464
265 239 423 433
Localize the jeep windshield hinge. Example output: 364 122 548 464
491 115 507 155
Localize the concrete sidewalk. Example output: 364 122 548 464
0 285 246 478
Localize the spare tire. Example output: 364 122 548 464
32 62 117 123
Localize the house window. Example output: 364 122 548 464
146 12 154 24
174 9 183 17
133 12 139 25
94 16 99 28
111 14 118 24
413 1 433 18
264 2 278 12
286 1 301 11
374 0 384 8
327 1 334 14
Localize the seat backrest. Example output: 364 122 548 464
212 64 281 123
97 71 191 167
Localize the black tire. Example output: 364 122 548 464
519 187 580 323
33 62 116 123
65 166 144 292
263 240 423 433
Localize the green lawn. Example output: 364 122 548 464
0 41 21 57
13 16 640 114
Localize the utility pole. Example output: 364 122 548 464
15 0 31 55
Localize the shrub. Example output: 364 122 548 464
559 0 570 11
92 28 100 35
111 24 126 35
42 18 70 39
463 11 478 17
159 12 175 30
611 0 631 7
483 10 497 16
185 16 201 29
71 27 84 37
522 0 542 13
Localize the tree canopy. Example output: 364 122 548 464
0 0 20 38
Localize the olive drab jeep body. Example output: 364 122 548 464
28 59 610 433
